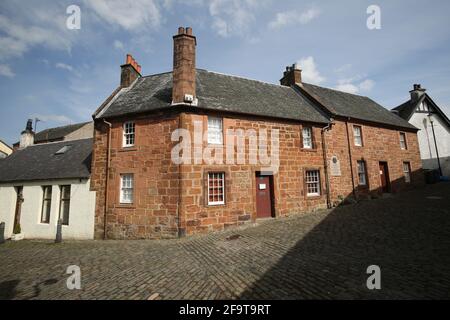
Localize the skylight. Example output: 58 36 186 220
55 145 72 155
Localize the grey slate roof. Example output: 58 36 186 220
392 94 450 127
0 139 92 183
97 69 329 124
34 122 91 143
301 83 417 130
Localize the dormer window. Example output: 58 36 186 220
123 122 135 147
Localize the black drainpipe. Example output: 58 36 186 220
345 119 357 199
321 121 333 209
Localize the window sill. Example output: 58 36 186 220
120 147 137 152
306 195 322 200
117 203 135 209
301 148 317 152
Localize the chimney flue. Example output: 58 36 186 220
172 26 197 105
120 54 142 88
19 119 34 149
410 83 426 102
280 63 302 86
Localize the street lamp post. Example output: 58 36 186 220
427 113 443 177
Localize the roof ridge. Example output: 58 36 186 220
37 121 91 133
199 69 287 88
25 138 93 148
303 82 371 99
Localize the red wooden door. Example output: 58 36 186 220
255 175 273 218
379 162 390 193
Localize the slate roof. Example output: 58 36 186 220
96 69 329 124
34 122 91 143
0 139 92 183
301 83 417 130
392 94 450 127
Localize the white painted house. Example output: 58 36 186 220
393 84 450 177
0 123 95 240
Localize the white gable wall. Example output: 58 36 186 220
410 112 450 176
0 179 96 240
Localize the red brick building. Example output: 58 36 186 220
91 27 423 240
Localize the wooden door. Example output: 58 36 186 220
13 187 24 231
255 174 273 219
379 162 390 193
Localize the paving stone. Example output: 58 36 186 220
0 183 449 300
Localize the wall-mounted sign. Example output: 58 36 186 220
330 156 341 176
259 184 267 190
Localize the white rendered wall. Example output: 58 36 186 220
410 112 450 176
0 179 96 240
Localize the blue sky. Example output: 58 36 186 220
1 0 450 145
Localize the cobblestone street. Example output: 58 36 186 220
1 183 449 300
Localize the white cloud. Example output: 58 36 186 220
359 79 375 92
114 40 124 50
336 83 359 94
84 0 162 31
0 7 73 61
269 8 320 30
208 0 267 38
55 63 74 72
336 78 375 94
297 56 325 85
0 64 15 78
31 114 72 124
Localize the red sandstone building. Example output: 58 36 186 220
91 27 423 240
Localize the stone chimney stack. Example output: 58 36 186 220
280 64 302 86
172 27 197 105
19 119 34 149
410 83 426 102
120 54 142 88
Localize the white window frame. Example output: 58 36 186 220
207 117 223 145
400 132 407 150
357 161 367 186
305 170 321 197
403 162 411 183
58 185 71 226
120 174 134 204
123 122 135 147
302 127 313 149
41 186 52 224
353 125 363 146
207 172 225 206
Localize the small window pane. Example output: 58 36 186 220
354 126 362 146
207 172 225 205
306 170 320 196
400 133 407 150
302 127 313 149
403 162 411 183
120 174 134 204
59 185 71 225
123 122 135 147
208 117 223 145
357 161 367 186
41 186 52 224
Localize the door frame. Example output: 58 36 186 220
379 162 391 193
255 171 275 219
